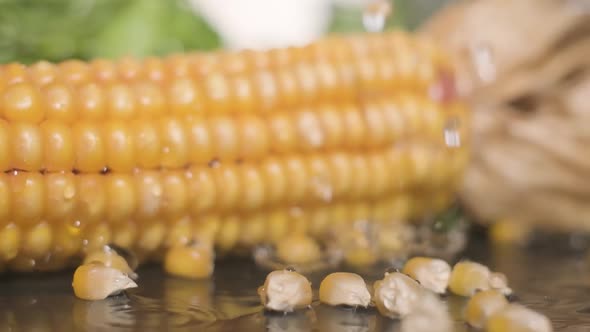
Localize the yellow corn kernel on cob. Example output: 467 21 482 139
0 30 469 272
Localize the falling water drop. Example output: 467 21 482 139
363 1 393 33
443 118 461 148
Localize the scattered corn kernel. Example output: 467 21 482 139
164 242 214 280
487 304 552 332
319 272 371 307
464 290 509 329
72 262 137 301
83 245 137 280
258 269 313 312
276 234 322 265
401 292 453 332
373 271 425 318
402 256 451 294
449 260 512 297
448 261 492 297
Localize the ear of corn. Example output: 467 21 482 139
0 30 469 272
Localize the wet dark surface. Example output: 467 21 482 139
1 234 590 332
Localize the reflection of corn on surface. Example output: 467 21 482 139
0 30 469 272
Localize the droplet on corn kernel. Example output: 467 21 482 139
72 262 137 301
83 245 137 280
319 272 371 308
487 304 552 332
464 290 509 329
258 269 312 312
164 241 215 280
373 271 425 319
402 257 451 294
276 234 321 265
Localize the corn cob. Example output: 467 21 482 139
0 30 469 272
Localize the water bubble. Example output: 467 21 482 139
443 118 461 148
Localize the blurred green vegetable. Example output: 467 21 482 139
0 0 221 64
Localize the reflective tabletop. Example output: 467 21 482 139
1 232 589 332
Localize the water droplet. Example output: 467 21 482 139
68 220 82 235
470 43 496 83
443 119 461 148
363 1 393 33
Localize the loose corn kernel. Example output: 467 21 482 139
258 269 312 312
401 292 453 332
276 234 322 265
402 257 451 294
449 261 512 297
448 261 491 297
373 271 425 318
487 304 552 332
464 290 509 329
164 242 214 280
319 272 371 307
72 262 137 301
83 245 137 280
